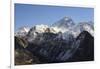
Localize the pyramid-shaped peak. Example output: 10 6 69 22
52 16 75 29
62 16 71 21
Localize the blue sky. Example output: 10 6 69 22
15 3 94 30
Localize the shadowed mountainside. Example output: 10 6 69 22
15 31 94 65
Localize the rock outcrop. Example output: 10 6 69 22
68 31 94 62
15 31 94 65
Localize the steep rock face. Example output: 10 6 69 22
26 31 94 63
15 36 28 49
15 37 40 65
68 31 94 62
27 40 72 63
26 32 74 63
15 29 94 65
72 22 94 37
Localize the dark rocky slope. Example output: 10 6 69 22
15 37 40 65
26 32 73 63
68 31 94 62
15 31 94 65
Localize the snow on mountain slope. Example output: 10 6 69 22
52 16 75 29
26 24 48 42
54 20 94 38
35 24 49 33
27 24 61 42
15 17 94 42
15 27 30 37
28 24 60 34
72 22 94 37
79 22 94 36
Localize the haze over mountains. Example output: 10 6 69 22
15 16 94 65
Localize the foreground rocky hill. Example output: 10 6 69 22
15 31 94 65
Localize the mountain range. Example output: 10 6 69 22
15 16 94 65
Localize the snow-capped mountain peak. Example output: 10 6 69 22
15 17 94 43
63 16 71 21
20 27 30 32
35 24 49 33
52 16 75 29
15 27 30 37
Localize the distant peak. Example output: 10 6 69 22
17 26 30 33
51 16 75 29
62 16 71 21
